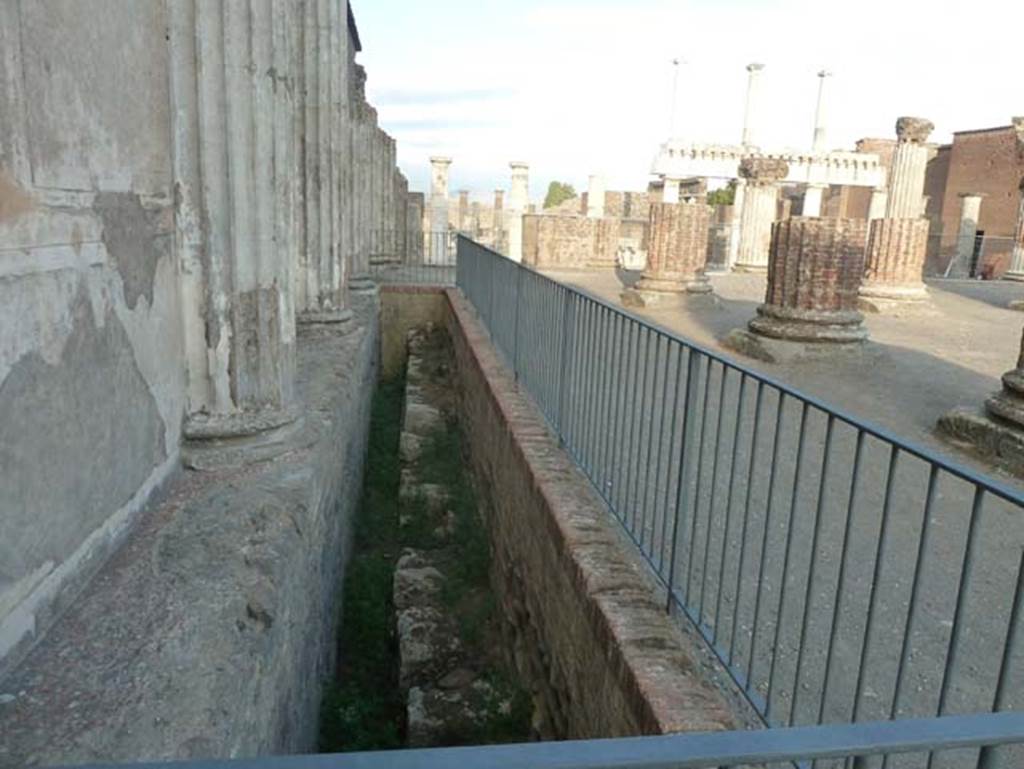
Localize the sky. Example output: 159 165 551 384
351 0 1021 205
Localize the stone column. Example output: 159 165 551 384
938 327 1024 475
493 189 505 251
727 178 747 268
428 156 451 264
169 0 300 463
949 193 984 277
811 70 832 153
734 157 788 272
868 187 888 220
622 201 712 306
458 189 470 232
296 0 351 320
508 161 529 262
885 117 934 219
741 63 765 148
587 174 606 218
662 178 681 203
802 184 827 217
859 217 931 305
1003 178 1024 281
746 217 869 344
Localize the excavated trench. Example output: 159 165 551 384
319 322 532 752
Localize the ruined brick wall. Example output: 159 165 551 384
444 290 737 740
937 126 1024 275
522 214 619 269
923 145 952 270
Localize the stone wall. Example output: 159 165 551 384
0 0 408 686
522 214 620 270
444 289 736 739
0 295 379 764
0 0 184 676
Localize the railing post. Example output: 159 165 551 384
666 349 703 613
555 287 575 444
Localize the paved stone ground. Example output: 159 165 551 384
526 269 1024 767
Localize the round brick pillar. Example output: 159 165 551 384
859 217 930 304
748 217 869 343
628 200 712 300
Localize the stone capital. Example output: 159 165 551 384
895 116 934 144
738 156 789 183
746 62 764 72
958 191 986 199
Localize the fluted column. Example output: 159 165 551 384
802 184 827 217
493 189 505 252
748 217 869 343
662 178 681 203
169 0 300 460
734 157 788 272
727 178 746 268
885 117 934 219
622 201 712 306
508 161 529 262
1004 178 1024 281
741 63 765 148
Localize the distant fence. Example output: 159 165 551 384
369 230 457 286
456 235 1024 769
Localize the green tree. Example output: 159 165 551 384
543 181 577 209
707 180 736 207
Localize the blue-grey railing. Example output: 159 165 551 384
369 230 457 286
455 235 1024 768
65 713 1024 769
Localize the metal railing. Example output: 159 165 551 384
68 713 1024 769
455 235 1024 768
369 230 457 286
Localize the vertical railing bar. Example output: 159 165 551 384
577 299 596 464
699 364 731 624
747 390 788 694
555 289 575 444
888 466 941 719
852 447 901 724
658 343 685 578
936 487 986 715
729 380 765 667
621 323 644 525
666 349 700 613
581 303 602 479
713 372 747 644
766 400 810 724
684 355 714 609
791 413 836 726
636 333 661 553
511 263 522 380
817 429 866 726
600 312 624 501
644 333 671 555
596 306 616 495
629 327 655 535
615 320 639 514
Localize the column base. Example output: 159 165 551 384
937 406 1024 479
348 275 379 294
620 281 714 308
182 405 307 470
298 308 353 325
732 262 768 274
1003 271 1024 283
748 304 868 344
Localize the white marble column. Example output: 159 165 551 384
508 161 529 262
169 0 300 448
727 178 746 269
741 63 764 148
951 192 984 277
811 69 831 153
734 157 788 271
885 116 934 219
587 174 606 218
868 187 888 220
802 184 827 217
1005 178 1024 281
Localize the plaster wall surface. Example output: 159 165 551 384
0 0 185 676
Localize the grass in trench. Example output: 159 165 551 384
319 376 405 753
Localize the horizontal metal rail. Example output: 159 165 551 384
67 713 1024 769
455 235 1024 768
